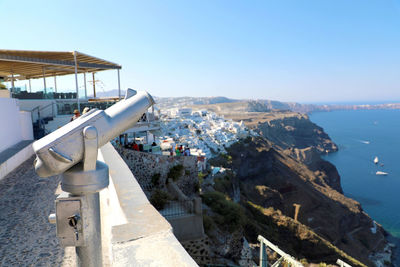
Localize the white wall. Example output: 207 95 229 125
0 98 33 154
0 98 23 153
19 111 34 140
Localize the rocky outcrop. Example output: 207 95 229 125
253 112 338 153
219 137 389 266
204 136 391 266
284 147 342 193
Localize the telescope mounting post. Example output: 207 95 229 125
50 125 109 267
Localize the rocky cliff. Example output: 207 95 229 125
205 137 390 266
195 106 393 266
189 102 338 153
252 112 338 153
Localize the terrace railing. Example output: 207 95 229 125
258 235 303 267
159 200 194 219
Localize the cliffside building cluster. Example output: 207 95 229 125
159 108 251 158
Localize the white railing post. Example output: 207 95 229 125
260 240 268 267
258 235 303 267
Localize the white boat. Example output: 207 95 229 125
376 171 388 176
374 156 379 164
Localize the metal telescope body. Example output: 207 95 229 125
33 89 154 267
33 89 155 177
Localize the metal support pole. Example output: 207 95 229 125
54 76 57 93
29 79 32 92
84 72 87 99
117 69 121 100
11 73 15 93
76 193 102 267
260 241 268 267
92 72 96 98
59 126 108 267
74 51 80 111
43 67 47 95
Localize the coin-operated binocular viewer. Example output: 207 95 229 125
33 89 155 267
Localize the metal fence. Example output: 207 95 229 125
159 200 194 218
258 235 304 267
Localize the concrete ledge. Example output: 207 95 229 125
0 140 34 180
99 143 198 267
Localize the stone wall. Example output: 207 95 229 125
119 148 199 196
99 143 198 267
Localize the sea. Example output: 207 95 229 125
310 109 400 263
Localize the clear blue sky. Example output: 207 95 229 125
2 0 400 102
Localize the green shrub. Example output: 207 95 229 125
151 173 161 187
198 172 205 185
202 191 245 232
208 153 232 168
150 190 170 210
214 175 232 193
185 170 190 176
203 215 214 233
168 164 184 181
194 181 200 192
198 171 206 179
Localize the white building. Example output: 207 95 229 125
159 108 250 159
178 108 192 117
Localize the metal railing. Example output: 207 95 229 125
258 235 303 267
337 259 352 267
56 101 115 115
30 103 57 138
159 200 194 218
31 102 56 122
39 102 56 118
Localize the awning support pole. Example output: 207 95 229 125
92 72 96 98
29 79 32 93
54 76 57 93
117 69 121 100
11 72 15 93
84 72 87 99
43 67 47 95
74 51 80 111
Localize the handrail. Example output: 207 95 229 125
30 105 41 124
30 102 55 122
38 102 55 118
29 103 56 136
258 235 303 267
337 259 352 267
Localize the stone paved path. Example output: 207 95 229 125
0 156 72 267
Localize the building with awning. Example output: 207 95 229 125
0 49 122 110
